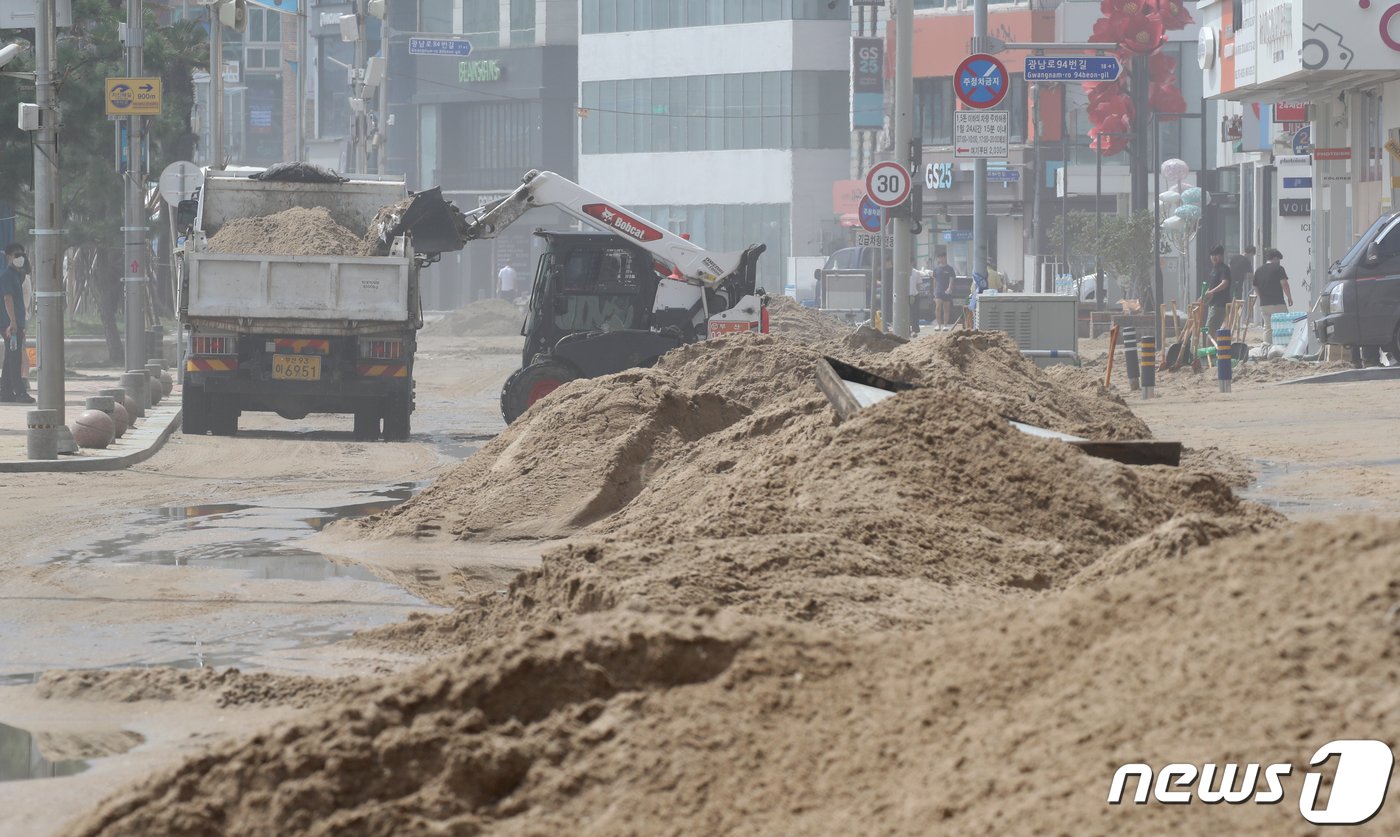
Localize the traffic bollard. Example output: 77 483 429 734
121 371 151 418
1140 334 1156 399
1123 327 1140 392
26 409 58 460
1217 328 1232 393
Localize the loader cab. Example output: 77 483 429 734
522 231 663 366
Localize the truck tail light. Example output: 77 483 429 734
193 335 237 356
359 338 405 360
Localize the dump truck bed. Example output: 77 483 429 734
195 172 405 237
184 251 412 324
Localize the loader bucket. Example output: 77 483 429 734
397 187 466 255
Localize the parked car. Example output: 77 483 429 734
1316 211 1400 353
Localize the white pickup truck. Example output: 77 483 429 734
178 169 422 440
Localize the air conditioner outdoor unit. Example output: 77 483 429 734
974 293 1079 368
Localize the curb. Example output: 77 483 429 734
0 403 183 473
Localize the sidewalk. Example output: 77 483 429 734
0 369 183 472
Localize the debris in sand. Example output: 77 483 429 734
765 295 852 344
423 299 524 338
206 206 369 257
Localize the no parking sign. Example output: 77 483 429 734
955 54 1008 110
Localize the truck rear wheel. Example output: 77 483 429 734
382 394 411 442
353 410 381 441
182 383 208 435
501 359 580 424
209 399 239 436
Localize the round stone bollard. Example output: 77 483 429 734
99 388 137 430
82 396 119 449
159 369 173 397
121 371 150 418
72 409 115 449
111 401 131 438
26 409 58 460
145 363 164 406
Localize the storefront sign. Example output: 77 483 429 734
1313 147 1351 161
942 231 974 243
925 162 954 190
458 59 502 83
1275 103 1309 122
1279 198 1312 217
1282 177 1313 189
851 38 884 131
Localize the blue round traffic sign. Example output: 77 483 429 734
1292 125 1311 156
858 196 882 232
955 53 1009 110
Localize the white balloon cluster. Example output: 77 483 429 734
1158 158 1200 253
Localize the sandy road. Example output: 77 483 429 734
0 333 526 835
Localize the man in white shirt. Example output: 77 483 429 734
497 262 517 300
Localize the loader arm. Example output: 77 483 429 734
409 170 763 294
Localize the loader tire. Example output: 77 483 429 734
501 359 580 424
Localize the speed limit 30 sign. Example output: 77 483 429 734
865 161 911 208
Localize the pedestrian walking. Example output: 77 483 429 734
1252 248 1294 346
932 253 956 328
0 243 34 403
1229 245 1255 302
1204 244 1232 335
497 261 517 300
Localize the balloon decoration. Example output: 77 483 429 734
1160 158 1190 187
1084 0 1193 156
1173 204 1202 222
1158 190 1183 209
1180 186 1203 206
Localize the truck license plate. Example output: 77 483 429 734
272 354 321 380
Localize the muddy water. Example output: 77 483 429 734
0 723 88 782
0 482 438 679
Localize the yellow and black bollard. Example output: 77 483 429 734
1123 327 1140 392
1217 328 1232 393
1140 334 1156 399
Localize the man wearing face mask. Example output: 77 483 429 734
0 244 34 403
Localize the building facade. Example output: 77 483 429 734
382 0 580 308
1201 0 1400 311
576 0 852 293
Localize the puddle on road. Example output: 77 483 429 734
47 483 420 582
0 722 89 782
8 482 439 677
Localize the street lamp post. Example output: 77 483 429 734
33 0 74 454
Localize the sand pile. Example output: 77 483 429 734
72 517 1400 835
36 667 357 709
765 295 852 344
360 332 1171 547
207 206 369 257
361 369 748 540
424 298 524 338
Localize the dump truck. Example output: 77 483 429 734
178 167 422 440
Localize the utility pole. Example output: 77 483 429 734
352 0 369 174
33 0 75 454
124 0 147 373
972 0 988 297
209 2 223 167
376 22 388 174
296 5 306 161
891 0 912 338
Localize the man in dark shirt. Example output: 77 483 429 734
1228 245 1255 303
0 243 32 403
932 253 956 328
1204 244 1232 335
1252 248 1294 346
0 246 31 403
